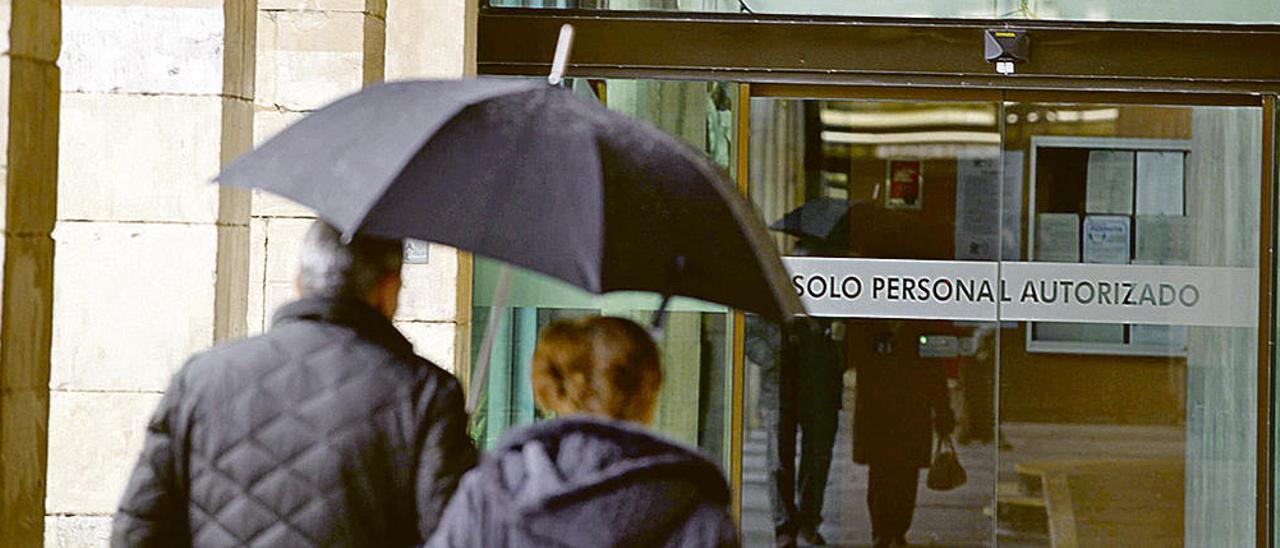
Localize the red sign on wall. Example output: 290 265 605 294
885 160 924 209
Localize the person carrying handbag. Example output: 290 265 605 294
852 324 957 548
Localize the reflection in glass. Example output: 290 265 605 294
743 98 999 547
999 103 1260 546
466 78 738 469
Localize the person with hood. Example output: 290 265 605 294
427 316 739 548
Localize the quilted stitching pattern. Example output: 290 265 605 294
112 298 475 548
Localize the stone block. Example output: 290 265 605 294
44 515 111 548
395 244 461 323
395 321 456 373
258 0 370 12
246 217 267 334
61 3 227 95
1 387 50 547
251 105 305 146
45 390 163 515
255 217 310 323
57 93 224 223
214 224 250 342
1 234 55 391
7 55 61 235
49 222 218 392
256 10 369 111
7 0 61 64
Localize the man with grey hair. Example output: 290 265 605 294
112 220 476 547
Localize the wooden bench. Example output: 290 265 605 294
1015 459 1184 548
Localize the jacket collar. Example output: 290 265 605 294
271 296 413 356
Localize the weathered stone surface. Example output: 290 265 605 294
395 244 461 323
386 0 473 80
256 9 368 111
259 0 370 12
395 320 456 374
214 224 250 342
7 0 61 63
57 93 224 223
45 390 163 515
7 56 61 235
44 515 111 548
49 222 219 392
61 4 226 95
258 217 310 323
246 217 268 334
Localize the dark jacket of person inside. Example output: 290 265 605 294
111 221 477 547
851 322 956 548
428 316 740 548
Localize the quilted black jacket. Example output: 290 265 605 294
111 297 477 547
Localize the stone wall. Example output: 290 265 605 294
38 1 475 544
44 1 256 544
0 1 61 545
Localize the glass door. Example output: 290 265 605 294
741 90 1266 547
742 96 1002 547
996 100 1262 547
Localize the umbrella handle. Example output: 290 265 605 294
547 24 575 86
466 265 514 415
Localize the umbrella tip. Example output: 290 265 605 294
547 24 575 86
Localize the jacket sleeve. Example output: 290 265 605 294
111 370 191 548
415 375 479 540
424 471 487 548
671 504 740 548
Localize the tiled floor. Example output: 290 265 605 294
738 409 1184 547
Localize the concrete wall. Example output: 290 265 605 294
0 1 61 545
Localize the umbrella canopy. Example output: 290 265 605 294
769 196 852 246
217 79 803 322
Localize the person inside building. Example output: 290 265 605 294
111 220 476 547
428 316 739 548
852 324 956 548
746 236 846 548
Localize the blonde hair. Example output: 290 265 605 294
531 316 663 424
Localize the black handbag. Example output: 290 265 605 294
926 436 966 491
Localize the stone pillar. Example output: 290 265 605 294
246 0 386 343
44 1 255 544
0 1 60 546
383 0 476 377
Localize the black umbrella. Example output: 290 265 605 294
769 197 853 248
217 78 800 323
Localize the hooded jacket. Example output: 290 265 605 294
111 297 477 547
428 415 739 548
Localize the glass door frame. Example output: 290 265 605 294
474 6 1280 543
735 83 1277 546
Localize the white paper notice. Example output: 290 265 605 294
1131 324 1189 349
1036 213 1080 262
955 157 1000 260
1136 151 1182 216
1002 152 1025 260
1135 151 1185 215
1083 215 1131 264
1135 216 1190 265
1035 322 1124 343
1086 150 1135 214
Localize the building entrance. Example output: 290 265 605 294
741 94 1264 547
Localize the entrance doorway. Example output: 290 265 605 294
740 91 1264 547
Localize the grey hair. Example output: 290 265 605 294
297 221 403 299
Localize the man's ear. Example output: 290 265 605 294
294 273 303 298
